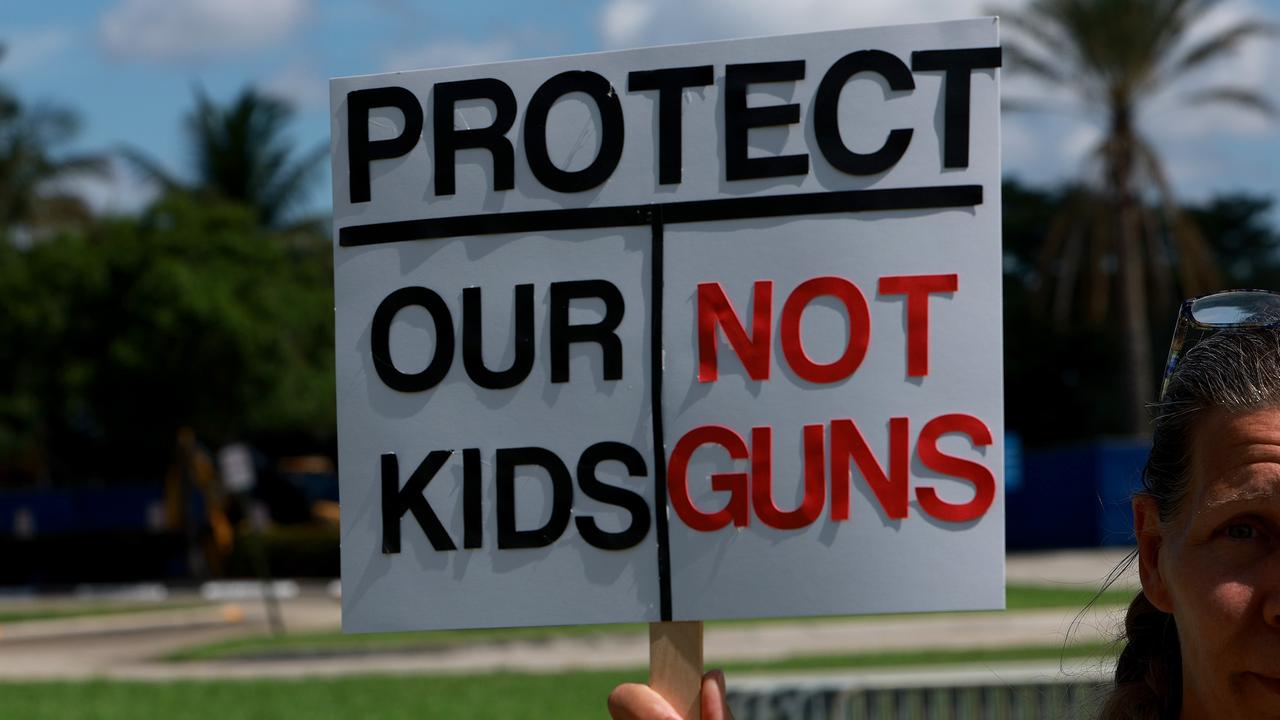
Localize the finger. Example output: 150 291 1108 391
608 682 681 720
701 669 734 720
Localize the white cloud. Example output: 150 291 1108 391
99 0 309 61
1000 118 1034 168
600 0 657 48
262 60 329 110
1060 125 1101 166
383 38 519 72
999 112 1096 187
54 156 158 217
597 0 998 49
2 27 73 72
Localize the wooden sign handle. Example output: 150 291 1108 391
649 621 704 719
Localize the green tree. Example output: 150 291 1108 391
0 192 335 485
1002 182 1280 446
0 230 101 479
1187 194 1280 289
125 87 326 230
1003 180 1129 444
0 45 106 233
997 0 1275 433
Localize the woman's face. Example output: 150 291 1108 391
1135 406 1280 719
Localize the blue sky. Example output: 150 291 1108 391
3 0 1278 218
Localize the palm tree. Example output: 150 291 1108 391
125 87 326 229
998 0 1276 434
0 45 106 233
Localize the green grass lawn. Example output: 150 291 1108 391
167 583 1131 662
1005 583 1134 610
165 622 641 661
0 601 210 624
0 642 1119 720
0 672 633 720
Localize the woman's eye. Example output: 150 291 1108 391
1225 523 1257 540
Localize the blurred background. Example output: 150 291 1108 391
1 0 1277 718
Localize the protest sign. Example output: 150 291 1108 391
331 18 1003 633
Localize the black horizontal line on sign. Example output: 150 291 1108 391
337 184 983 247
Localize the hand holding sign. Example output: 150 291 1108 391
609 669 734 720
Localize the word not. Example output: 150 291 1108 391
699 273 958 382
345 48 1000 203
668 413 995 531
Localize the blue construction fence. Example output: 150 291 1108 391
0 464 340 584
0 485 184 584
1005 434 1148 550
0 436 1144 583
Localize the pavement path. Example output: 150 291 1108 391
1006 547 1137 590
0 604 1122 680
0 548 1135 681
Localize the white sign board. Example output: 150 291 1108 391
332 18 1004 633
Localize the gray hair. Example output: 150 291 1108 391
1145 326 1280 521
1100 325 1280 720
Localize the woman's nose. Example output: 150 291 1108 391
1264 549 1280 629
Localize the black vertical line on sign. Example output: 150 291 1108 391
649 206 673 622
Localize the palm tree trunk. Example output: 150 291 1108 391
1117 198 1154 435
1109 110 1155 435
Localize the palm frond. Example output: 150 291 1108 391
260 141 328 226
23 102 81 148
117 145 183 193
996 8 1076 60
1169 19 1278 75
1034 188 1110 328
1140 204 1175 309
1174 212 1222 293
55 152 111 178
1134 136 1223 296
1182 87 1276 117
1001 97 1045 114
176 86 317 227
1001 42 1069 83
